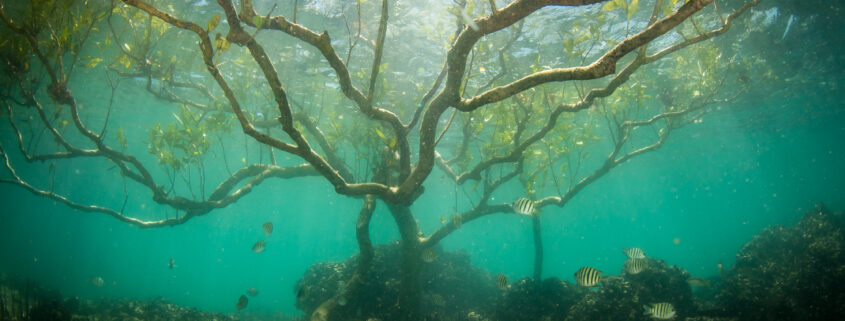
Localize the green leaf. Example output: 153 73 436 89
118 54 131 69
85 57 103 69
627 0 640 19
602 1 618 11
253 16 263 29
208 13 221 31
374 128 386 140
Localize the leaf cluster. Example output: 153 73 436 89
147 104 232 170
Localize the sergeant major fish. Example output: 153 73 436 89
496 273 509 290
252 240 266 253
622 247 646 259
262 222 273 237
574 267 609 287
512 198 539 216
625 258 648 275
643 302 676 320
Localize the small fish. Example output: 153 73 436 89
625 258 648 275
262 222 274 237
687 277 711 288
622 247 646 259
88 277 104 287
643 302 676 320
574 267 605 287
252 240 266 253
235 294 248 310
430 293 445 307
781 14 795 41
422 248 436 263
246 287 259 297
512 198 538 216
169 257 176 269
496 273 509 290
440 215 448 225
717 261 728 279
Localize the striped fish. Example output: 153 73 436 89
496 273 509 290
574 266 605 287
622 247 646 259
643 302 676 320
262 222 273 237
252 240 267 253
422 248 436 263
625 258 648 275
512 198 538 216
430 293 445 307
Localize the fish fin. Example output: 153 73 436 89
602 275 622 282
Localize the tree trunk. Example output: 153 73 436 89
387 203 423 321
532 214 543 282
311 196 376 321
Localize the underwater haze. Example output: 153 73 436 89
0 0 843 320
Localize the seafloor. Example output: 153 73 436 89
2 205 842 321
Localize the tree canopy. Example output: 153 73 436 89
0 0 768 319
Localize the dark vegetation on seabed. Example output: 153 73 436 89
1 204 842 321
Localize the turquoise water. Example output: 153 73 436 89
0 0 843 318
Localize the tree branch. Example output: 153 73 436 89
459 0 714 111
0 139 319 228
401 0 704 202
310 195 376 321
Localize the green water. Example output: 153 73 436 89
0 0 843 318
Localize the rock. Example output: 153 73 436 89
718 204 845 321
565 258 695 321
294 243 498 320
494 277 587 321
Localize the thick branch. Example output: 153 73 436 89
237 0 406 134
441 0 751 186
310 195 376 321
459 0 714 111
366 0 389 101
532 214 543 281
402 0 703 201
426 75 750 246
123 0 391 199
238 0 415 186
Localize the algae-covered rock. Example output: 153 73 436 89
565 258 695 321
494 277 587 321
83 297 237 321
294 243 498 321
718 204 845 321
